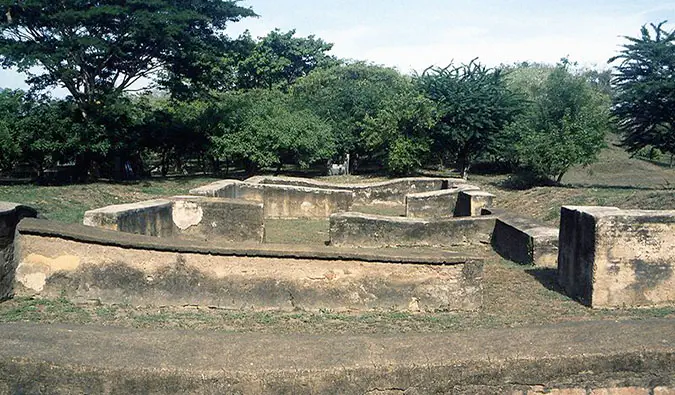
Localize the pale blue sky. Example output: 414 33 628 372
1 1 673 93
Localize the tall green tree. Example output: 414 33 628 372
292 63 412 169
0 0 255 177
610 22 675 162
417 60 523 178
506 61 610 183
211 89 335 175
237 29 336 90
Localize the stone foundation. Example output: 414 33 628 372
13 219 483 312
329 212 496 248
84 197 265 243
405 185 480 219
558 206 675 308
171 196 264 243
245 176 466 204
455 190 496 217
190 180 353 218
0 202 38 299
491 212 559 267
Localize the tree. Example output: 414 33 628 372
292 63 413 170
417 60 523 178
610 22 675 164
361 89 437 175
0 0 255 178
211 89 335 174
506 61 610 183
237 29 336 90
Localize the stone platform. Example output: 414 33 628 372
13 218 483 312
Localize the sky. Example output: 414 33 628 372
1 0 673 93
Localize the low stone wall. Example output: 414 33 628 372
187 180 239 198
246 176 466 205
171 196 264 243
455 190 496 217
329 212 496 248
190 180 352 218
490 210 559 267
558 206 675 308
0 202 37 299
13 219 483 312
405 185 480 219
83 199 175 237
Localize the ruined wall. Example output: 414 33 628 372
454 190 496 217
13 219 483 312
190 180 353 218
0 203 37 299
83 199 175 237
558 206 675 308
171 196 264 243
247 176 466 205
84 197 264 243
258 184 352 219
329 212 496 248
405 185 480 219
491 212 559 267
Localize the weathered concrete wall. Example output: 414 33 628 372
13 219 483 312
491 212 559 267
405 185 480 219
330 212 496 248
188 180 239 198
83 199 175 237
247 176 467 205
171 196 264 243
455 190 496 217
558 206 675 308
258 184 352 219
191 179 353 218
0 203 37 300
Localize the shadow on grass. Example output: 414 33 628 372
525 267 565 295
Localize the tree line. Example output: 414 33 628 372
0 1 671 183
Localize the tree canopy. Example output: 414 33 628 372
0 0 256 108
417 60 523 178
610 22 675 160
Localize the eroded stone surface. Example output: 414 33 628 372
455 190 496 217
0 202 38 299
330 212 496 248
405 185 480 219
491 213 559 267
558 206 675 308
83 199 174 237
14 231 483 312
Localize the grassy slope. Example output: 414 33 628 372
473 141 675 225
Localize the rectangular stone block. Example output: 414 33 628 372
491 214 559 266
558 206 675 308
329 212 496 248
257 184 353 219
0 202 37 300
188 180 239 198
455 190 496 217
245 176 467 204
13 219 483 312
405 185 481 219
83 199 174 237
171 196 264 243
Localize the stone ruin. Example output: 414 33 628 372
0 176 673 312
